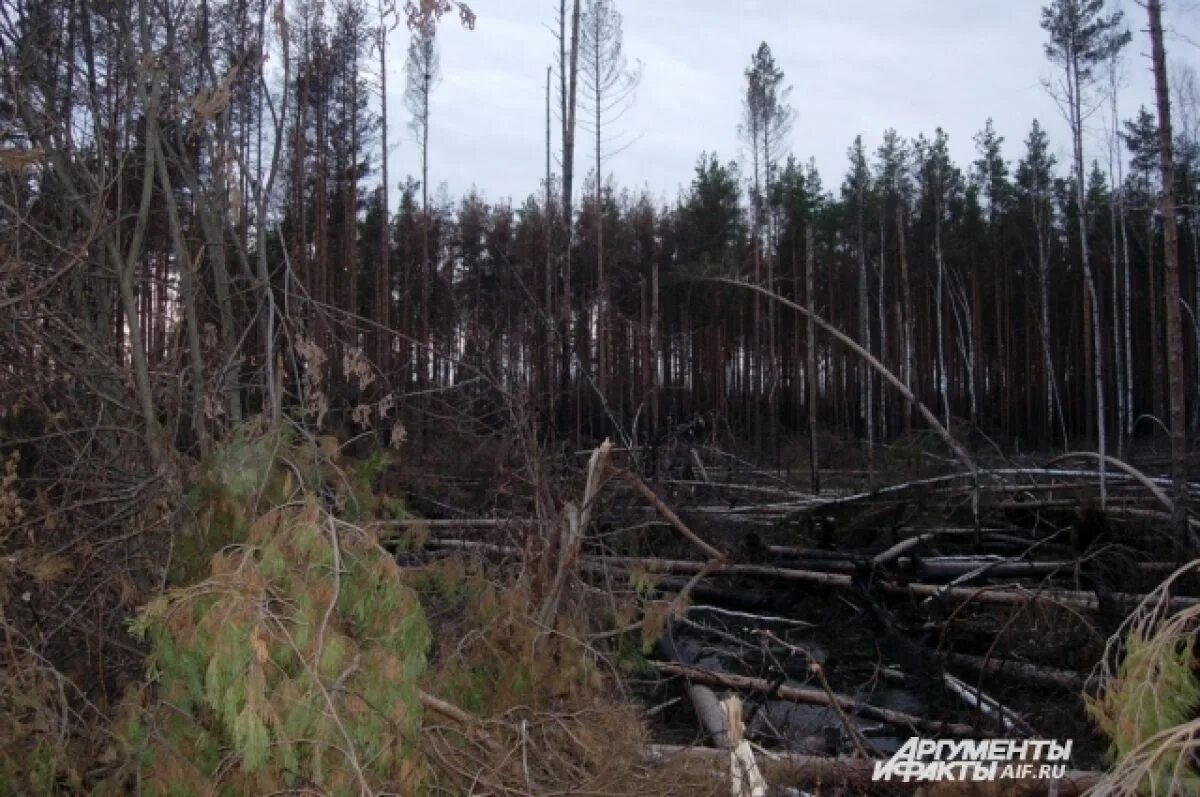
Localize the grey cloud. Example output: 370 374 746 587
382 0 1199 205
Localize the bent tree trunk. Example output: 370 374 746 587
705 277 974 473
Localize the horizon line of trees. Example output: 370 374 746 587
3 0 1200 473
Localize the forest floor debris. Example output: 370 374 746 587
2 425 1198 794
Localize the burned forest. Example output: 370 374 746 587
3 0 1200 794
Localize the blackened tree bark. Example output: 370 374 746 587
1144 0 1192 546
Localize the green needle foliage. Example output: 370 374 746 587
109 430 430 796
1086 564 1200 795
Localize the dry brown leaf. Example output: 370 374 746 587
0 147 44 171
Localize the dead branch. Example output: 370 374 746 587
656 634 731 748
621 470 726 560
652 660 980 737
944 652 1086 692
540 440 613 625
1047 451 1178 514
872 533 934 568
380 518 506 528
592 553 1200 613
810 662 878 758
702 466 1183 518
429 540 1200 613
942 671 1036 736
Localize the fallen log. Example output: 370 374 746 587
944 652 1086 693
688 604 815 629
589 552 1200 614
644 744 1103 796
872 533 934 567
911 559 1075 581
656 636 731 749
810 661 878 758
417 538 759 604
1047 451 1177 514
697 467 1186 518
651 661 981 738
766 544 872 561
378 517 506 528
766 535 1035 561
942 672 1035 737
425 540 1200 614
603 554 855 588
753 554 1077 581
622 470 726 560
761 557 861 574
665 479 807 498
644 575 776 609
647 744 890 792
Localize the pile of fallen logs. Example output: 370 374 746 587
389 440 1198 794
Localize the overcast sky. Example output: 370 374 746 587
382 0 1200 207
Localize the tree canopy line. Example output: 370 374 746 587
2 0 1198 469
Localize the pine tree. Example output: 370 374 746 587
969 120 1011 427
405 18 439 397
1041 0 1130 503
876 129 914 434
374 0 399 374
579 0 640 400
842 136 876 463
678 153 745 273
916 128 962 430
556 0 583 439
741 43 794 446
1125 107 1165 422
1016 119 1063 443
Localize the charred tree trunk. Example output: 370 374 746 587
896 202 914 436
1146 0 1191 546
806 227 820 493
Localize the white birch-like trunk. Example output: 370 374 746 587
1070 54 1107 506
934 214 950 432
877 216 889 441
857 200 873 467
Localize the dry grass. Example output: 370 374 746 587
406 551 722 796
1086 560 1200 795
